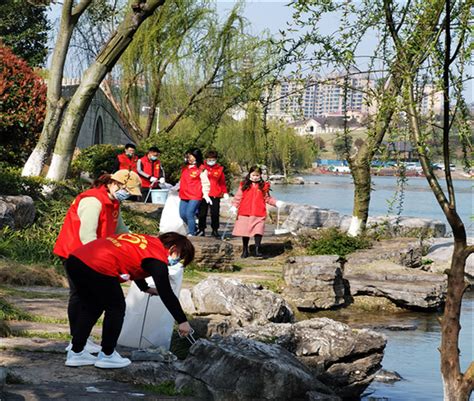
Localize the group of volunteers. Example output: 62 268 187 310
53 143 284 369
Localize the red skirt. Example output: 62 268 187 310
232 215 266 237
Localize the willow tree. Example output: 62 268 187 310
22 0 167 180
400 0 473 398
22 0 93 177
45 0 167 181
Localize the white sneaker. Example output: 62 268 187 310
94 351 131 369
65 338 101 353
65 349 98 367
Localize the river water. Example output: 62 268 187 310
270 175 473 400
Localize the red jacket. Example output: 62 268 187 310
179 165 204 200
116 153 138 173
71 234 169 281
204 163 227 197
237 182 271 217
138 156 162 188
53 187 120 259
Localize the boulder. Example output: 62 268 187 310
107 361 178 386
0 195 35 229
282 205 341 233
190 277 294 326
424 238 474 283
175 336 337 401
283 255 350 310
121 201 163 220
231 317 386 399
0 367 6 395
189 237 235 271
345 260 447 310
347 238 425 269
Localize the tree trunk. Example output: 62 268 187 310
22 0 86 177
347 160 371 236
441 238 472 401
346 0 444 236
46 0 167 181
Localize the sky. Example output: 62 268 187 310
46 0 472 102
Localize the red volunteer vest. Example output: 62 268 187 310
179 165 205 200
204 163 227 197
139 156 161 188
117 153 138 173
237 182 270 217
71 234 169 281
53 187 120 259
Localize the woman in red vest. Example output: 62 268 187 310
54 170 141 353
230 166 284 258
178 148 211 236
114 143 138 173
64 232 194 369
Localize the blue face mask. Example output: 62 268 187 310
115 189 131 202
168 255 181 266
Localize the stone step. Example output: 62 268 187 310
6 320 101 337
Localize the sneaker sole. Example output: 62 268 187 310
94 360 131 369
65 360 97 367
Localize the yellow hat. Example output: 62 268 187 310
110 170 142 196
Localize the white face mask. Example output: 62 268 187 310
207 160 216 166
250 176 261 182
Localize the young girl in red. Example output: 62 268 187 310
230 166 284 258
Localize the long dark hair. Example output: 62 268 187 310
241 166 266 192
159 232 195 266
185 148 203 167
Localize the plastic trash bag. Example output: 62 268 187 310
159 189 186 235
117 263 184 350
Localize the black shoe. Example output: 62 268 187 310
211 229 219 238
196 229 205 237
241 248 249 258
254 246 264 257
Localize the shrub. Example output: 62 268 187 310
0 163 46 199
306 228 372 257
0 44 46 166
70 144 126 178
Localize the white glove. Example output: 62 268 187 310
204 195 213 205
229 205 238 215
149 176 158 183
159 177 166 184
223 193 229 200
276 200 285 209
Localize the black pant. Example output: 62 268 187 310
65 256 126 355
198 196 220 231
141 187 153 203
65 262 80 337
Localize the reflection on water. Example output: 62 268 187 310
271 175 474 235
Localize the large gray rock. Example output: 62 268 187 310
345 260 447 310
189 237 235 271
347 237 426 269
190 277 294 326
175 336 337 401
231 318 386 399
283 255 350 310
282 205 341 232
424 238 474 282
0 195 35 229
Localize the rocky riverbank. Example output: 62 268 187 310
1 196 470 400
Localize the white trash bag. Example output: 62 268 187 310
159 189 186 235
117 263 184 350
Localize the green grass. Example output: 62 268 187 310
0 297 34 321
12 330 71 341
